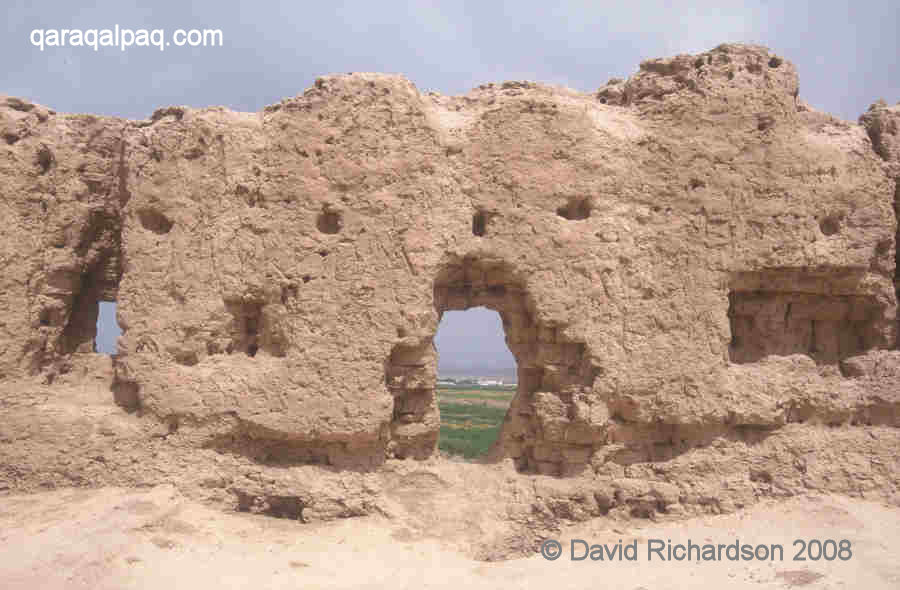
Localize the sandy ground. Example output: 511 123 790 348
1 486 898 589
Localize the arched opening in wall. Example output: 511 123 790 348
385 256 601 475
95 301 121 355
433 307 517 459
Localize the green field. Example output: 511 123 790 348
437 386 515 459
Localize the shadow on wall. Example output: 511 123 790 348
727 291 884 364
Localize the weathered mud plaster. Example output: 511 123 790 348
860 101 900 351
1 45 899 536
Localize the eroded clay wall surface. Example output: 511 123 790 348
2 45 899 512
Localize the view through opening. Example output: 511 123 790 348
433 306 517 459
95 301 121 355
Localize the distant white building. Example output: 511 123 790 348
436 376 517 387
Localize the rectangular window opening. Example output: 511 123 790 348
95 300 121 355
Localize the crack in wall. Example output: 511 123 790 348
894 180 900 350
60 207 122 350
222 299 287 359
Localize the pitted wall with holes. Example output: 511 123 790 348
1 45 898 507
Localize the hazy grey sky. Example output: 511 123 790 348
6 1 898 365
4 1 898 120
435 308 516 377
95 302 119 354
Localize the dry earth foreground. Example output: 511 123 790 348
1 43 899 587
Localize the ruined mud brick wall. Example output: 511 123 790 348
861 101 900 353
1 44 898 480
